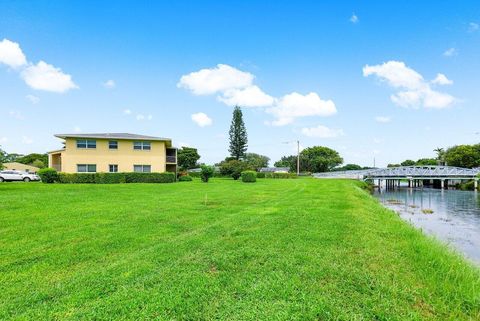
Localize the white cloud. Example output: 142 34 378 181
431 73 453 85
350 13 359 24
21 61 78 93
390 90 423 107
0 39 77 94
421 88 456 109
135 114 152 121
103 79 115 89
9 110 24 120
0 137 7 143
191 112 213 127
26 94 40 104
218 85 274 107
363 61 424 90
178 64 254 95
301 125 344 138
443 47 457 57
389 88 455 109
363 61 456 109
266 92 336 126
468 22 479 32
73 126 81 133
123 109 132 115
375 116 391 123
180 64 338 125
22 136 33 144
0 39 27 68
373 137 384 144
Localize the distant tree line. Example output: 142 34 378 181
442 144 480 168
0 146 48 169
274 146 343 173
387 158 438 168
388 144 480 169
331 164 373 171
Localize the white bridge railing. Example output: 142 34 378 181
313 169 374 180
313 166 480 180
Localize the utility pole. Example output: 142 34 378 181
282 140 301 175
297 140 300 176
373 157 376 168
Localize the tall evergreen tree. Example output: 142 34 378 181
228 106 248 160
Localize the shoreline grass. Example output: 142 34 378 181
0 179 479 320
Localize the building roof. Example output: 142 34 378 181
3 162 40 171
54 133 171 142
259 167 290 172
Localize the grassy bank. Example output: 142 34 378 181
0 179 479 320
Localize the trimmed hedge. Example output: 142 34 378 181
125 172 175 183
271 172 297 179
258 172 297 179
188 172 229 178
58 173 95 184
56 172 175 184
178 175 193 182
241 171 257 183
38 168 59 183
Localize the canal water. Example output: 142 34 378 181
374 187 480 264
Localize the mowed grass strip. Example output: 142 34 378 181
0 179 479 320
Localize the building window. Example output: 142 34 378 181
109 141 118 149
109 164 118 172
77 164 97 173
77 139 96 149
133 141 151 150
133 165 151 173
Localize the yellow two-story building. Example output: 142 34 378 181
48 133 177 173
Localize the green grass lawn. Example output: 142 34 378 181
0 178 479 320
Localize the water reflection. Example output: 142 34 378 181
374 187 480 264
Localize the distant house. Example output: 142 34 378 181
259 167 290 173
2 162 40 173
188 166 221 173
48 133 177 173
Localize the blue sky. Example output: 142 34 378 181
1 1 479 166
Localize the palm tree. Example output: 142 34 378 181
434 147 445 165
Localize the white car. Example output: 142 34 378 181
0 170 40 182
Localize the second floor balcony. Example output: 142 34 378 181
166 148 177 163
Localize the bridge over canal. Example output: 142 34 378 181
313 166 480 189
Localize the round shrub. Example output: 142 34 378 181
241 170 257 183
178 175 193 182
200 165 214 182
38 168 59 183
219 159 248 180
